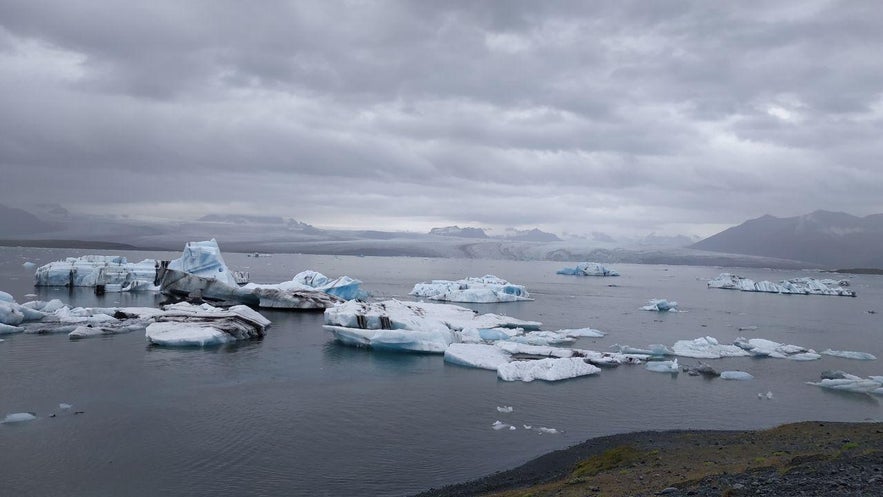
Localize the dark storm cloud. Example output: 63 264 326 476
1 0 881 237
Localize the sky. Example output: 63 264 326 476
1 1 882 238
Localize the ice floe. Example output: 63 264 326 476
34 255 158 292
556 262 619 277
672 337 750 359
497 357 601 382
721 371 754 380
324 299 541 353
641 299 679 312
410 275 531 303
734 338 821 361
645 359 679 373
707 273 856 297
820 349 877 361
2 412 37 423
807 371 883 395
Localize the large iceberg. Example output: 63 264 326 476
145 303 270 347
672 336 750 359
707 273 856 297
410 275 531 303
157 240 342 310
34 255 158 292
323 299 541 353
556 262 619 277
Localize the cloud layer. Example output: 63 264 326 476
1 1 881 237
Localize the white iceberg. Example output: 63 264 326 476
645 359 679 373
707 273 856 297
610 343 673 356
158 240 341 310
496 406 514 413
720 371 754 380
410 275 531 303
672 337 750 359
0 291 14 303
324 299 540 353
734 337 821 361
2 412 37 423
145 303 270 347
641 299 679 312
445 343 512 370
820 349 877 360
807 372 883 395
497 357 601 382
491 420 516 431
556 262 619 277
34 255 158 291
22 261 36 269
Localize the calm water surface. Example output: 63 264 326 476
1 246 881 496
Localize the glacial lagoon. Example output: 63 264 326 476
1 246 881 497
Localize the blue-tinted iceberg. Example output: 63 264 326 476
557 262 619 277
641 299 679 312
410 275 531 303
287 270 367 300
708 273 855 297
645 359 679 373
158 240 341 309
34 255 158 291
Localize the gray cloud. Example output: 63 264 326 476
1 0 882 238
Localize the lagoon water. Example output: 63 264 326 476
1 246 881 497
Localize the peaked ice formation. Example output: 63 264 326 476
556 262 619 277
410 275 531 303
167 239 240 287
707 273 855 297
34 255 158 292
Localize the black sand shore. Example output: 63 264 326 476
413 421 883 497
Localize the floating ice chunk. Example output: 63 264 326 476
0 291 13 303
22 262 36 269
807 372 883 395
672 337 750 359
410 275 531 303
508 331 577 346
536 427 559 434
445 343 512 370
167 239 238 287
645 359 679 373
557 327 606 338
611 344 673 356
2 412 37 423
59 403 72 410
491 420 516 431
145 323 236 347
34 255 158 291
496 406 514 413
765 391 773 399
556 262 619 277
641 299 679 312
145 303 269 347
734 337 820 360
708 273 855 297
738 325 758 331
0 301 25 326
497 357 601 382
0 323 24 335
721 371 754 380
821 349 877 361
287 270 367 300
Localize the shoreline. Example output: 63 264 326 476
413 421 883 497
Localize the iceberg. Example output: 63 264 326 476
734 337 821 361
410 275 531 303
645 359 679 373
672 337 750 359
721 371 754 380
556 262 619 277
807 372 883 395
2 412 37 423
491 420 516 431
145 303 270 347
707 273 856 297
497 357 601 382
286 270 367 300
445 343 511 370
820 349 877 360
496 406 514 413
610 343 673 357
34 255 158 291
641 299 679 312
158 240 342 310
324 300 541 353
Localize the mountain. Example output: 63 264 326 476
505 228 562 242
0 204 56 236
429 226 488 238
692 210 883 268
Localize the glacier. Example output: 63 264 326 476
34 255 158 292
707 273 855 297
556 262 619 277
410 275 531 303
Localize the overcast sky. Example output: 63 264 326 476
1 1 881 237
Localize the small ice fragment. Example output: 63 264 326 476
509 425 516 431
496 406 514 413
23 262 36 269
523 424 532 429
491 420 511 431
765 391 773 399
537 427 559 434
720 371 754 380
3 412 37 423
59 403 72 410
738 325 758 331
821 349 877 361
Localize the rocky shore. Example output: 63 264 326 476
413 421 883 497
